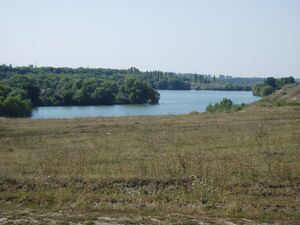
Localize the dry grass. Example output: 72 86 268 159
0 106 300 224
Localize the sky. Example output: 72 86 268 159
0 0 299 77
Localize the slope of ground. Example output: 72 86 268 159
257 83 300 107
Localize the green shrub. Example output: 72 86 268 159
0 96 32 117
260 85 274 96
206 98 245 113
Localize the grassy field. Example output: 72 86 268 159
0 91 300 224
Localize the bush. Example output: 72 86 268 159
206 98 245 113
260 85 274 96
0 96 32 117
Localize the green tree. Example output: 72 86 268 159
91 87 114 105
260 85 273 96
0 82 11 97
120 77 160 104
73 89 87 105
0 96 32 117
22 83 41 106
265 77 277 89
60 90 74 106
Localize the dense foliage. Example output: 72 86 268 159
252 76 295 96
0 65 162 117
157 78 190 90
0 82 32 117
206 98 245 112
0 65 191 91
195 83 251 91
1 65 262 91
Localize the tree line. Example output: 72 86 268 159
1 65 267 91
0 65 191 91
195 83 252 91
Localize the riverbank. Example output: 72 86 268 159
0 102 300 224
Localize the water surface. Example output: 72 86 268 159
32 90 260 119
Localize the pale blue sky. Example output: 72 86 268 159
0 0 299 77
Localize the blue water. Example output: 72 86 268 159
32 90 260 119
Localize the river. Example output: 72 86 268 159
32 90 260 119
